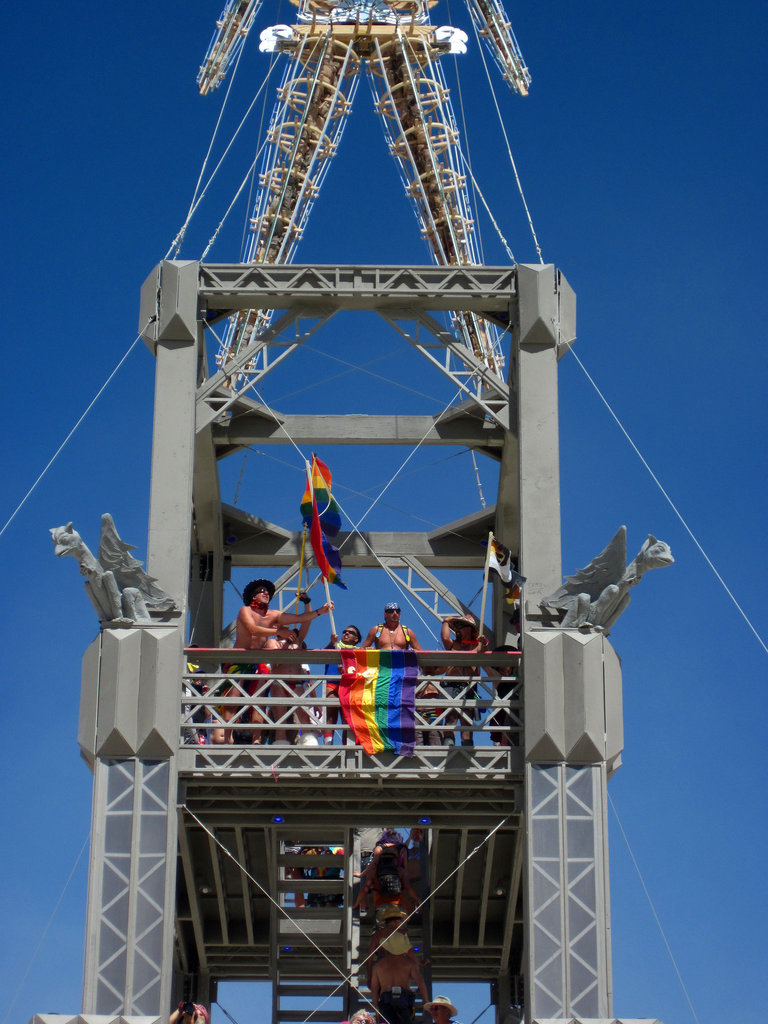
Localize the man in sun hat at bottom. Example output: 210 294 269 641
423 995 459 1024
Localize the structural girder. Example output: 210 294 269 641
197 263 518 323
221 504 496 568
212 406 505 455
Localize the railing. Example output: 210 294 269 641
182 648 521 750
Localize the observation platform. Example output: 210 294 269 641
173 648 524 995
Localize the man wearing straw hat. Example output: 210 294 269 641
423 996 459 1024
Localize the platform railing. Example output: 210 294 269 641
182 648 521 750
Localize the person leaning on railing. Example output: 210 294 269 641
323 624 362 744
439 614 488 747
484 644 520 747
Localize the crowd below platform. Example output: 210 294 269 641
183 579 520 749
173 825 464 1024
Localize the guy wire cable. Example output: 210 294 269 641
467 14 542 263
568 345 768 656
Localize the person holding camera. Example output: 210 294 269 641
170 1002 210 1024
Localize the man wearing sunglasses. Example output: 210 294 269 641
363 602 422 652
235 578 333 651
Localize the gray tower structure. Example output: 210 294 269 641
32 261 659 1024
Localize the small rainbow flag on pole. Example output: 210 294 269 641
304 458 346 589
339 650 417 756
301 455 341 537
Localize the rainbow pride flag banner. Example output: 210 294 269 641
300 455 341 537
339 650 418 756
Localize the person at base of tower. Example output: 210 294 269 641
370 947 428 1024
423 995 458 1024
439 613 487 746
341 1011 377 1024
170 1003 209 1024
323 624 362 743
362 602 423 651
235 580 333 650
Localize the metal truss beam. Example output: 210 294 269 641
197 264 517 322
381 310 511 429
211 404 505 455
222 504 495 568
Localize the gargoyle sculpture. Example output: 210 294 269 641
539 526 674 632
50 513 177 625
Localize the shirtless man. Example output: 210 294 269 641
370 948 428 1024
234 579 333 650
366 904 421 986
363 602 422 652
216 581 330 744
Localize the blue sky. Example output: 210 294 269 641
1 1 766 1023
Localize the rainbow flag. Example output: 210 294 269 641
300 455 341 537
322 534 347 589
307 465 346 588
339 650 417 756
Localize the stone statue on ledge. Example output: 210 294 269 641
540 525 674 633
50 513 177 625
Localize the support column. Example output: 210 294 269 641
80 260 201 1017
525 763 611 1019
515 266 613 1021
516 263 563 605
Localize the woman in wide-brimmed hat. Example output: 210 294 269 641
423 995 458 1021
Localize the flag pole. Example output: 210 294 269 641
478 530 494 639
307 457 337 636
323 575 336 637
295 525 307 616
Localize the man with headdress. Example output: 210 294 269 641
235 579 333 650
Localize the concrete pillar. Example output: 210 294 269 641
80 261 200 1017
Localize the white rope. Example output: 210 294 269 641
170 32 253 258
241 444 474 539
457 149 517 262
200 145 266 260
608 793 702 1024
282 341 449 406
468 16 543 263
165 55 280 261
471 449 486 508
1 833 90 1024
568 346 768 656
0 331 144 540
